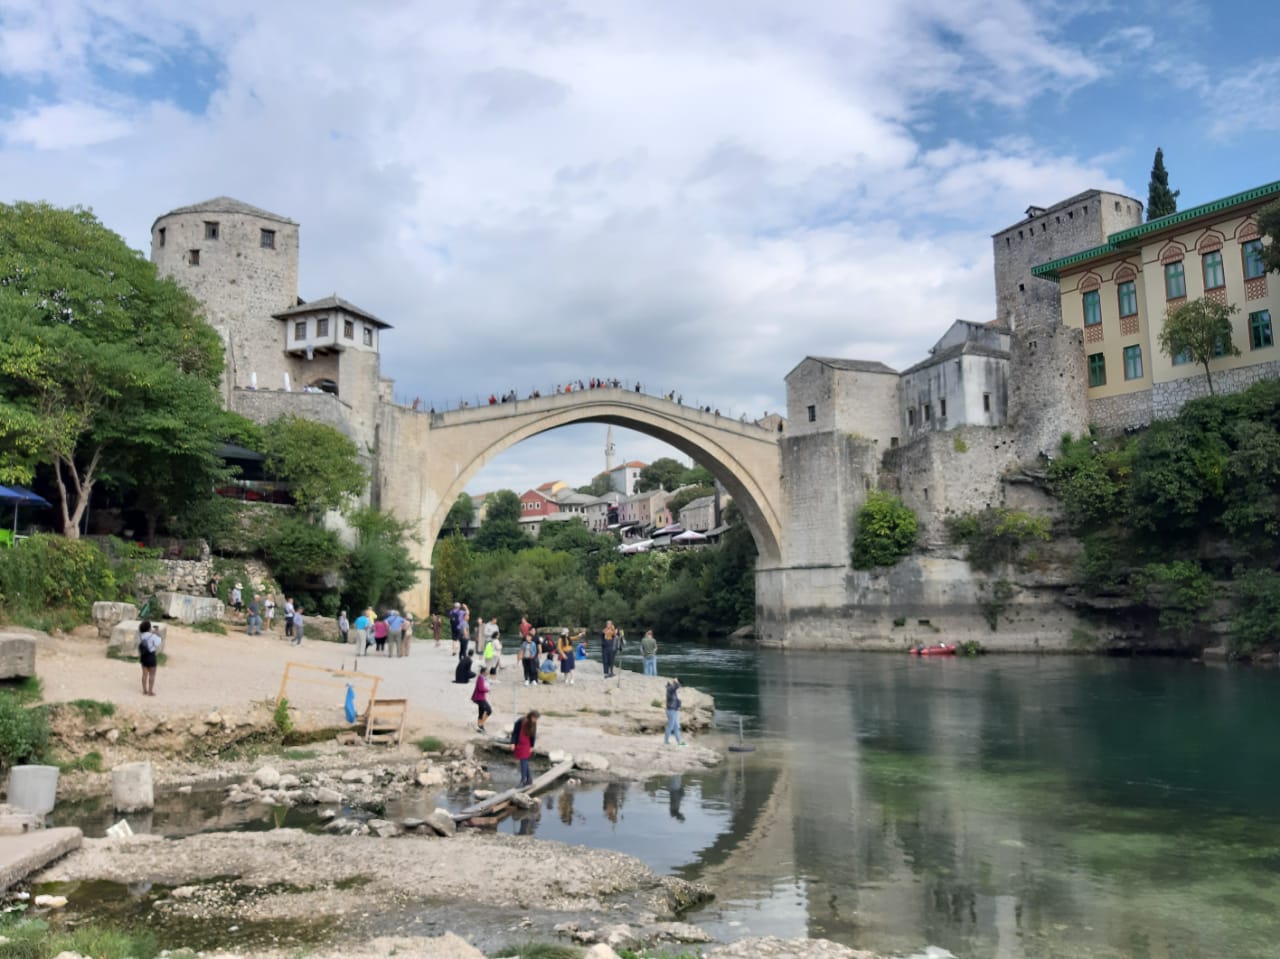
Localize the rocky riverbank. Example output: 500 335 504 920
20 623 885 957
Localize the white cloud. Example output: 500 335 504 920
2 101 131 149
0 0 1194 493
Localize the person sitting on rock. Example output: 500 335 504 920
538 653 558 684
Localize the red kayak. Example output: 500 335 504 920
910 644 957 656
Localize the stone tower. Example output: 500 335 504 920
151 197 300 402
995 190 1143 457
604 425 616 472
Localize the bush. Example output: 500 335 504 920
416 736 444 753
70 699 115 719
59 750 104 773
1230 569 1280 656
191 619 227 634
1129 560 1214 635
273 698 294 738
0 534 160 628
851 492 918 570
0 694 49 769
946 508 1050 572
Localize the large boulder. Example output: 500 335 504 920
154 591 225 625
0 635 35 679
92 602 138 639
108 621 168 651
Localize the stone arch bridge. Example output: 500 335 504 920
376 388 783 614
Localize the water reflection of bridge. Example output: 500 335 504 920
682 655 1174 956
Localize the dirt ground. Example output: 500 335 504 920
13 620 883 959
31 619 723 778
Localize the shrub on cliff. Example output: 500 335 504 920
947 508 1050 572
851 492 918 570
0 533 155 622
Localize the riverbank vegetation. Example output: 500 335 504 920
1047 378 1280 655
432 502 757 637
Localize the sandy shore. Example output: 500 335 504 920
8 622 893 957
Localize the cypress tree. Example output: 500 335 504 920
1147 147 1179 220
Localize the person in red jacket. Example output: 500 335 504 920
511 709 540 788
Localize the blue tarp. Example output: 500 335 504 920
0 484 50 537
0 484 50 507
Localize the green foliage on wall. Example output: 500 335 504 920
1047 379 1280 652
261 416 366 517
0 534 158 625
946 508 1050 572
851 492 918 570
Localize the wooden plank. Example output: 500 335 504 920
453 758 574 821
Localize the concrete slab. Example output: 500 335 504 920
0 634 36 679
0 827 82 891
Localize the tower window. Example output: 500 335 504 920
260 229 276 249
940 398 947 418
188 249 200 266
806 405 816 422
924 403 932 422
158 227 166 247
983 393 991 412
908 408 915 427
316 317 329 337
294 321 306 340
362 326 374 347
204 221 219 240
344 319 354 339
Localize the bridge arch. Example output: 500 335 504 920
380 389 784 610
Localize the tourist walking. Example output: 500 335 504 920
230 582 243 612
137 620 162 696
354 609 371 654
449 602 467 657
430 612 443 648
664 678 684 745
402 614 414 656
290 605 304 646
372 615 389 654
264 596 276 631
338 609 350 646
283 597 295 639
601 620 618 678
386 609 404 657
641 629 658 675
471 669 493 733
511 710 540 788
519 632 539 686
246 595 262 635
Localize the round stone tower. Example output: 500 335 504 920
150 197 299 399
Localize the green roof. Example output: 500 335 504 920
1032 179 1280 281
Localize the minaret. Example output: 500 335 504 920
604 426 616 472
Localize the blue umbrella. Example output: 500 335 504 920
0 484 51 538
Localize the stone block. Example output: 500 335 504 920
154 591 225 624
111 761 155 812
92 602 138 639
0 635 35 679
0 827 81 892
0 803 44 835
108 621 168 651
6 766 59 816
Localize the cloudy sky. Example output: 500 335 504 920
2 0 1278 494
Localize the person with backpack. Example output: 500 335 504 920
511 710 540 788
137 620 163 696
664 678 685 746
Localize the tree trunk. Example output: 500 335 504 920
1202 363 1216 396
53 447 101 540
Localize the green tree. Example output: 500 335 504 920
262 416 366 517
851 492 918 570
1260 199 1280 274
442 493 474 534
1158 298 1240 396
473 489 531 553
342 506 421 614
431 534 473 609
0 202 225 537
259 512 345 586
577 473 613 496
1146 147 1179 220
636 457 688 492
